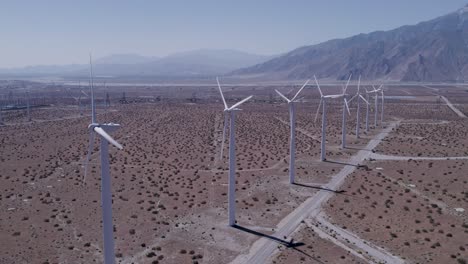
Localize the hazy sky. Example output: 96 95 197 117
1 0 466 67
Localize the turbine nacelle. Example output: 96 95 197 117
217 77 253 161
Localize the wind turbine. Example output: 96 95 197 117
274 79 310 184
0 97 3 126
26 89 31 121
347 76 370 138
314 75 351 161
83 54 123 264
217 77 252 226
364 87 370 132
340 75 352 148
368 85 382 127
67 88 84 116
380 85 385 124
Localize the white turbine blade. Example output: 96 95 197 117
344 98 351 115
314 99 322 123
325 94 343 99
377 84 383 91
359 94 370 105
357 75 361 94
216 77 228 110
296 96 305 102
291 79 310 101
89 53 96 123
83 131 95 183
275 89 290 102
313 75 323 97
343 74 352 93
228 95 253 110
348 94 358 103
94 127 123 149
220 113 228 160
81 90 89 97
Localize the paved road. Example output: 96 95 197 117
370 153 468 161
231 122 398 264
440 96 467 118
310 213 405 264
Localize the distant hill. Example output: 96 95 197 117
232 5 468 82
0 49 274 78
94 54 158 65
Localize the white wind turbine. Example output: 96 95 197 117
380 85 385 124
314 75 351 161
275 79 310 184
83 54 123 264
365 87 370 132
368 84 382 127
347 76 370 138
0 98 3 126
26 89 31 121
217 77 253 226
67 88 85 116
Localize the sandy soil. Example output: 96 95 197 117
1 82 467 263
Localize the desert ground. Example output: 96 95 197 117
0 80 467 263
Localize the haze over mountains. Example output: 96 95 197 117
0 49 274 77
233 5 468 82
3 5 468 82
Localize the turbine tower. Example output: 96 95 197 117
83 54 123 264
0 98 3 126
369 85 382 128
340 75 352 149
380 86 385 125
314 75 351 161
348 76 370 138
26 89 31 121
217 77 252 226
365 87 370 132
274 79 310 184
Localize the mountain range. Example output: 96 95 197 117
0 50 274 77
232 5 468 82
3 5 468 82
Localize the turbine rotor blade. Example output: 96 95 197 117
357 75 361 94
344 98 351 115
359 94 370 105
83 131 95 184
313 75 323 97
291 79 310 101
216 77 228 110
275 89 291 103
343 74 352 93
314 99 322 123
348 94 358 103
228 95 253 110
89 53 95 123
220 113 228 160
94 127 123 149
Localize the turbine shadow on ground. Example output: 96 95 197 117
292 182 347 194
233 225 325 263
345 146 371 151
323 159 359 167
